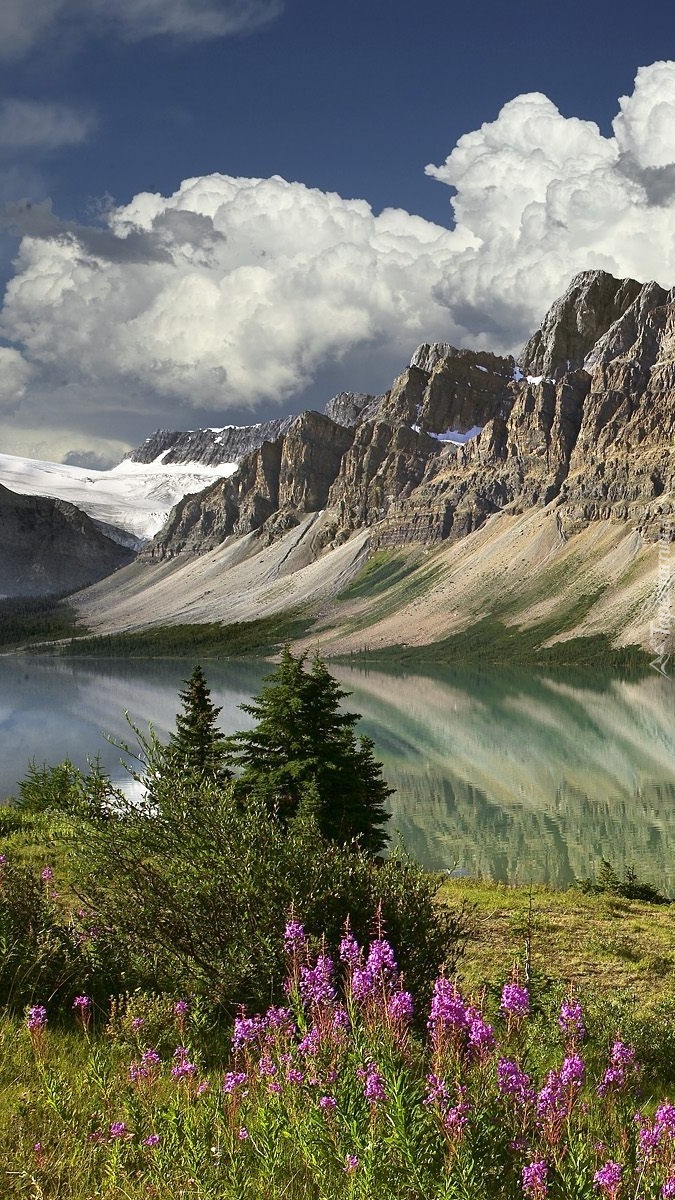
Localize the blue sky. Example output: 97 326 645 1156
2 0 675 463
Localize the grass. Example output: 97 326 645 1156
58 610 316 659
442 876 675 1009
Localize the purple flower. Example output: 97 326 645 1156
467 1008 495 1058
424 1073 450 1107
319 1095 336 1110
132 1017 145 1032
662 1180 675 1199
300 953 336 1007
26 1005 47 1032
352 965 375 1001
197 1080 210 1095
598 1041 637 1097
388 990 414 1025
237 1127 249 1140
344 1154 359 1173
428 978 468 1043
258 1056 276 1077
287 1067 305 1084
521 1160 549 1198
501 982 529 1019
41 865 54 884
594 1161 622 1197
656 1104 675 1134
443 1101 470 1137
558 999 585 1042
366 938 398 980
339 933 360 965
497 1058 533 1105
142 1134 160 1148
283 920 305 952
222 1071 248 1094
232 1013 263 1051
72 995 91 1010
171 1047 196 1079
109 1122 129 1140
141 1048 161 1068
560 1054 585 1087
362 1063 387 1104
174 1000 189 1018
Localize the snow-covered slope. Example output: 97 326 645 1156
0 453 238 543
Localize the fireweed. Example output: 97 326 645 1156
5 929 675 1199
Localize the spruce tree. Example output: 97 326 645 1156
227 647 392 855
166 664 231 783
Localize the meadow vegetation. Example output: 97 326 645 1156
1 657 674 1197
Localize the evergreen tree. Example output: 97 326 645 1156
226 647 392 855
165 664 231 783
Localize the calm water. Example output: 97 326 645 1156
2 654 675 892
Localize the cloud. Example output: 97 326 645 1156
0 0 282 61
0 347 34 413
0 99 96 151
4 62 675 454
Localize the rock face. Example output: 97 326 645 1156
0 483 135 596
128 417 295 467
144 268 675 566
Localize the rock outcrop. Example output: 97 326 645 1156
128 417 295 468
0 483 135 596
143 268 675 569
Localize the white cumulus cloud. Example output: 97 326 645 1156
0 346 34 413
4 61 675 452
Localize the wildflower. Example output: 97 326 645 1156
560 1054 585 1088
232 1013 262 1051
428 978 468 1050
662 1181 675 1199
26 1004 47 1032
593 1161 622 1198
223 1071 248 1094
174 999 189 1021
141 1048 161 1068
287 1068 305 1084
267 1081 281 1094
319 1095 336 1111
424 1073 450 1107
171 1047 196 1079
522 1160 549 1199
352 965 375 1000
501 982 530 1020
362 1063 387 1104
300 953 336 1007
72 995 92 1032
497 1058 533 1106
559 998 586 1043
344 1154 359 1172
655 1104 675 1134
467 1008 495 1058
109 1122 129 1140
197 1080 210 1095
143 1134 160 1148
339 933 360 965
237 1127 249 1140
41 865 54 884
258 1055 276 1077
388 990 414 1025
443 1101 470 1138
283 920 305 952
598 1041 638 1097
366 937 398 981
132 1017 145 1032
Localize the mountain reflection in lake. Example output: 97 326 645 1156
2 655 675 892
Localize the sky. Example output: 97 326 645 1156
2 0 675 466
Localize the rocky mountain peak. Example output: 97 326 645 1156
519 269 643 379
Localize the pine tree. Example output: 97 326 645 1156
166 664 231 783
226 647 392 855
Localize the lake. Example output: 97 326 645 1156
2 654 675 892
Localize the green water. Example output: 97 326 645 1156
2 655 674 892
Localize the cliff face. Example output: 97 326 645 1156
143 269 675 567
0 484 135 596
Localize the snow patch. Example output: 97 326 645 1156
0 452 238 541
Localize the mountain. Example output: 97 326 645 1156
57 271 675 656
0 483 135 597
